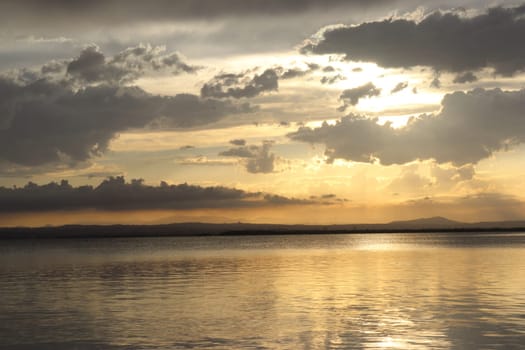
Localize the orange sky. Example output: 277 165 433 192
1 1 525 226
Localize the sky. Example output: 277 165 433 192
1 0 525 226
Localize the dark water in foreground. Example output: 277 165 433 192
1 233 525 349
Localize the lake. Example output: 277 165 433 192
1 233 525 349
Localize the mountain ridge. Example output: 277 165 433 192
1 217 525 239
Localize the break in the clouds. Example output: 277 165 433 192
289 88 525 166
220 141 277 174
0 47 253 168
303 4 525 75
0 176 312 212
338 82 381 111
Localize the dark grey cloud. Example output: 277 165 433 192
338 82 381 111
263 193 313 205
201 69 279 99
220 141 276 173
0 176 312 212
67 46 107 81
391 81 408 94
0 55 253 167
453 71 478 84
67 44 197 84
0 1 405 73
303 5 525 75
0 0 387 24
289 88 525 166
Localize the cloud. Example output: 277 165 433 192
288 88 525 166
302 5 525 75
176 156 237 166
277 62 321 79
385 166 431 194
391 81 408 94
385 163 476 195
0 176 313 212
220 146 257 158
263 194 313 205
0 50 253 167
429 163 475 189
41 60 66 74
229 139 246 146
220 141 277 173
67 44 197 84
201 69 279 99
430 76 441 88
400 192 525 222
338 82 381 110
246 144 275 174
279 68 310 80
453 71 478 84
200 62 326 99
0 1 386 24
320 74 346 84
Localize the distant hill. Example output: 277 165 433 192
388 216 462 228
0 217 524 239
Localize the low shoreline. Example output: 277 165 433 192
1 222 524 240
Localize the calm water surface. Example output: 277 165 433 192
1 233 525 349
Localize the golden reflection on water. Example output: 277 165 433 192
1 233 525 349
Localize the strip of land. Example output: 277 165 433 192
1 217 525 239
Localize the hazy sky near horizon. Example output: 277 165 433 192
1 0 525 225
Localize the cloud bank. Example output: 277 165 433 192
0 176 313 212
0 0 386 24
289 88 525 166
0 47 252 167
303 5 525 75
